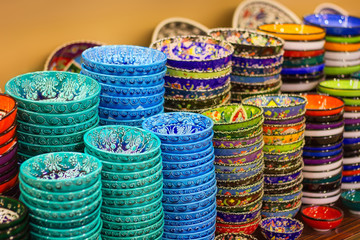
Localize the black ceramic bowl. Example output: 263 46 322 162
217 172 263 188
302 178 341 192
305 132 343 146
344 142 360 151
264 178 303 195
344 149 360 158
305 111 344 123
345 123 360 132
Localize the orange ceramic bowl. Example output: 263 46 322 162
0 122 17 146
263 120 305 135
258 24 326 41
325 42 360 52
345 105 360 112
0 94 17 133
0 137 17 155
302 94 344 117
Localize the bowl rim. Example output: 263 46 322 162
216 214 261 228
258 23 325 36
215 156 264 173
264 161 303 177
264 157 303 172
260 216 304 234
264 181 303 197
217 176 264 191
261 200 302 213
242 94 307 109
302 93 345 112
100 88 165 100
263 125 305 137
0 93 17 124
217 190 263 210
212 127 262 142
319 79 360 90
263 118 305 128
216 171 262 185
214 118 264 136
301 205 344 222
214 136 263 150
215 143 264 160
303 14 360 30
216 201 262 215
0 120 17 138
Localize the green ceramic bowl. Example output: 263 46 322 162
326 35 360 44
318 79 360 97
324 66 360 76
167 65 231 79
201 104 263 131
232 83 281 101
0 215 28 239
342 97 360 106
0 196 28 230
283 55 324 68
213 120 263 139
263 137 304 153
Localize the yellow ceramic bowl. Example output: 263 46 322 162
258 24 326 41
263 127 305 145
325 42 360 52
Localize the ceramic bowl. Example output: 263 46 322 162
263 127 305 145
263 119 305 135
82 45 167 75
264 148 303 162
214 139 263 156
260 217 303 240
164 201 216 221
19 152 101 192
231 77 281 93
0 214 28 239
163 224 215 239
326 35 360 44
215 232 257 240
161 143 213 162
164 73 230 91
318 79 360 97
341 189 360 214
304 14 360 36
264 159 302 175
213 120 263 140
326 58 360 67
305 111 344 123
0 123 16 151
284 49 325 58
261 201 302 219
258 23 326 41
80 65 166 87
215 154 263 172
163 167 215 189
326 50 360 62
264 163 303 184
264 154 302 170
301 205 343 231
302 187 341 198
164 213 215 234
212 129 263 149
166 64 231 79
303 174 342 192
242 94 307 119
232 62 282 77
281 80 321 93
263 137 304 153
0 94 17 134
325 41 360 52
281 64 325 75
325 66 360 76
342 96 360 106
302 94 344 116
305 119 344 131
215 159 264 181
151 35 234 71
283 55 324 68
231 82 282 102
208 28 284 57
0 196 28 230
160 132 213 154
301 192 341 205
0 143 17 166
303 151 343 165
303 165 342 179
99 117 143 127
5 71 100 114
302 146 343 158
263 183 303 201
216 203 262 223
231 74 280 84
305 132 343 146
216 188 263 208
232 51 284 68
216 171 262 189
84 125 160 163
18 140 85 156
215 215 261 235
217 176 263 196
100 80 164 97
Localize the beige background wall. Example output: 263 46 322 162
1 0 359 91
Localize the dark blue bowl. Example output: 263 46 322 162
160 133 213 154
303 146 343 158
162 149 214 170
164 74 230 91
260 217 304 240
264 167 302 185
232 53 283 68
281 64 325 75
163 215 216 234
342 174 360 183
164 205 216 227
162 191 216 212
303 140 343 151
304 14 360 36
161 144 213 162
231 74 280 83
217 204 261 223
343 163 360 171
344 137 360 145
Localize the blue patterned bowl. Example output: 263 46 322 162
163 167 215 189
100 225 163 240
101 204 163 223
5 71 100 114
232 62 282 76
215 156 263 173
160 133 213 154
164 215 215 234
98 100 164 120
260 217 303 240
101 197 162 216
142 112 213 144
84 125 161 163
217 203 262 223
263 185 303 202
242 94 307 119
163 224 215 239
99 90 164 109
82 45 167 76
164 74 230 91
99 117 143 127
19 152 101 192
164 201 216 221
231 74 280 84
161 144 213 162
102 170 162 189
215 159 264 181
100 80 164 97
165 206 216 227
214 139 263 156
165 82 230 100
163 191 216 213
17 103 99 126
162 149 214 170
232 51 284 68
163 175 216 195
217 176 263 196
264 164 303 184
261 202 301 219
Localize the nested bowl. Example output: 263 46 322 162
0 213 28 239
264 147 303 162
162 149 214 170
163 224 215 239
260 217 303 240
341 189 360 214
263 137 304 153
163 191 215 212
5 71 100 114
165 206 215 228
0 196 28 230
215 155 263 172
201 104 263 132
302 147 343 158
164 73 230 91
283 55 324 68
265 154 302 169
213 120 263 140
0 94 17 133
163 175 215 195
18 140 84 156
231 73 280 84
82 45 166 75
217 176 263 196
16 103 99 126
0 142 17 166
264 177 302 196
216 215 261 235
100 80 164 97
232 62 282 77
263 127 305 145
160 133 213 154
217 203 262 223
263 119 305 135
264 163 303 184
0 164 18 184
264 114 305 125
303 178 341 192
262 195 302 212
19 152 101 192
150 35 234 71
281 64 324 75
231 76 281 93
215 159 264 181
301 205 343 231
263 184 303 202
305 119 344 131
213 129 263 148
164 214 215 234
214 138 263 156
84 125 160 163
242 94 307 119
163 168 215 189
261 201 302 219
0 152 17 175
0 121 16 146
232 51 284 68
303 94 344 117
215 232 258 240
208 28 284 57
216 188 263 208
231 81 282 102
161 144 213 162
99 117 144 127
318 79 360 97
101 226 163 240
164 201 216 221
217 172 262 189
264 158 303 174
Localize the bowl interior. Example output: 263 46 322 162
202 104 261 124
341 189 360 202
302 206 343 221
303 94 344 111
243 95 306 108
258 23 324 35
261 217 303 233
319 79 360 90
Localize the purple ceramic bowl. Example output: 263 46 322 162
0 165 18 184
306 121 344 130
216 204 261 223
213 132 263 148
264 166 303 185
215 147 263 164
165 74 230 91
0 156 17 174
345 118 360 125
303 152 343 165
0 144 17 166
264 115 305 125
264 149 303 162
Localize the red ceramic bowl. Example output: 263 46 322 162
0 94 17 133
302 94 344 117
0 137 17 155
0 122 17 146
216 215 261 235
0 173 18 193
284 49 325 58
343 169 360 176
301 205 343 231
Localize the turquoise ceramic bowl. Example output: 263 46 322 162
0 196 28 230
99 223 163 240
341 190 360 214
17 115 99 135
16 103 99 126
101 197 162 216
19 152 102 192
5 71 100 114
84 126 161 163
18 141 85 155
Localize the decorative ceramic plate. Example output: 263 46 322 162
44 41 104 73
232 0 301 30
151 17 209 43
314 3 348 15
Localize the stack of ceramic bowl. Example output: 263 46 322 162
200 104 264 235
142 112 216 240
208 29 284 101
19 152 102 239
0 94 19 198
81 45 166 127
84 126 164 240
304 14 360 79
243 94 307 218
5 71 100 163
0 196 30 239
317 79 360 190
300 94 344 205
258 24 326 93
150 35 233 113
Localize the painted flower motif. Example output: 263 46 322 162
171 83 182 90
264 110 273 117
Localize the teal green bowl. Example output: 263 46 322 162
16 103 99 126
101 197 162 216
214 120 263 139
18 141 85 155
341 190 360 214
318 79 360 97
84 125 161 163
263 137 304 153
0 196 28 230
20 152 102 192
17 119 98 145
100 223 163 240
5 71 100 114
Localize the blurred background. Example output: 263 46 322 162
0 0 359 90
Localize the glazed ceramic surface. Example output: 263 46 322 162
303 94 344 116
0 94 17 133
301 205 343 231
165 74 230 91
260 217 303 240
258 24 326 41
318 79 360 97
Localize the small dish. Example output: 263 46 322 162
261 201 301 218
0 196 28 230
0 94 17 133
325 65 360 76
301 205 343 231
341 189 360 214
318 79 360 97
302 94 344 116
216 215 260 235
260 217 303 240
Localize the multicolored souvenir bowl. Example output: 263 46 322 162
232 52 283 69
261 201 301 218
214 139 263 156
264 155 302 169
19 152 101 193
232 62 282 77
263 127 305 145
264 159 302 174
84 125 160 163
0 196 28 230
231 77 281 93
264 163 303 185
264 177 302 196
215 145 263 165
216 159 263 181
163 168 215 189
215 232 258 240
341 189 360 214
214 120 263 140
0 94 17 133
262 194 302 212
217 176 263 196
263 137 304 153
304 14 360 36
213 128 263 148
216 188 263 208
242 94 307 119
258 23 326 41
283 55 324 68
231 83 282 102
217 203 262 223
301 205 343 231
263 119 305 135
264 113 305 125
208 28 284 57
216 215 261 235
215 155 263 172
260 217 303 240
82 45 167 75
0 213 28 239
216 172 262 189
318 79 360 97
201 104 263 132
5 71 100 114
231 74 280 84
151 35 234 71
264 148 303 162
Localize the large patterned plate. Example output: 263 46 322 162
232 0 301 30
314 3 348 15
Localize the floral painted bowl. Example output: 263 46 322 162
261 201 302 219
216 215 261 235
214 138 263 156
264 114 305 125
264 177 303 196
317 79 360 97
301 205 343 231
232 51 284 68
264 155 302 169
213 120 263 140
264 159 303 174
82 45 167 76
212 129 263 148
264 163 303 184
165 82 229 100
262 195 302 212
19 152 101 192
263 127 305 145
231 83 282 103
260 217 303 240
215 156 263 172
263 147 303 162
232 62 282 77
217 176 263 196
216 204 262 223
0 196 28 230
216 188 263 208
263 184 303 202
231 77 281 93
84 125 161 163
201 104 263 132
263 119 305 135
216 159 264 181
216 172 262 189
215 232 258 240
161 144 213 162
263 137 304 153
215 146 263 165
258 24 326 41
5 71 100 114
217 196 262 215
0 94 17 133
164 73 230 91
231 74 280 84
242 94 307 119
208 28 284 57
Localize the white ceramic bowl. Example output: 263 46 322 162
344 130 360 138
284 40 325 51
325 51 360 61
281 80 320 92
342 182 360 189
343 156 360 165
344 112 360 119
302 187 341 198
305 125 344 137
303 166 342 179
301 193 340 205
325 59 360 67
303 159 343 172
